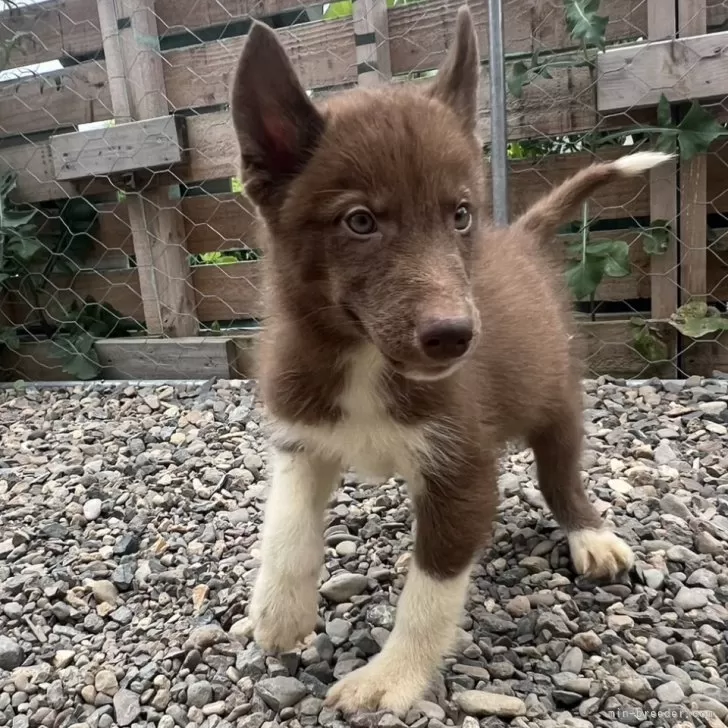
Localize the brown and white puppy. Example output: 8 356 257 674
229 6 670 716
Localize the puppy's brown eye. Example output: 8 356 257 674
454 205 472 232
344 209 377 236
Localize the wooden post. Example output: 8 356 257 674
646 0 679 375
353 0 392 86
97 0 197 337
647 1 679 321
677 0 708 305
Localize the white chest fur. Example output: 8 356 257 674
272 344 429 482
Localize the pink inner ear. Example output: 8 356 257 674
262 112 296 170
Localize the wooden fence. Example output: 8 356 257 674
0 0 727 381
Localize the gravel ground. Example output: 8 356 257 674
1 376 728 728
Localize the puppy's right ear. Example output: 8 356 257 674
230 22 325 208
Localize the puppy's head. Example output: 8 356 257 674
231 7 485 381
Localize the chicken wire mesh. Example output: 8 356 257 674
0 0 726 383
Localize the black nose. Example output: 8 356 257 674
417 317 474 361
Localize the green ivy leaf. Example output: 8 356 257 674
677 101 725 160
62 349 101 380
669 300 728 338
564 0 608 50
641 220 671 255
657 94 672 128
602 240 631 278
323 0 352 20
7 236 44 261
566 253 605 300
507 61 529 98
630 320 668 363
0 207 36 229
0 326 20 351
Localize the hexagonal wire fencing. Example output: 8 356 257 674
0 0 726 383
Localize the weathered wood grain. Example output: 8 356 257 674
0 62 111 139
597 30 728 112
50 115 185 180
678 0 708 305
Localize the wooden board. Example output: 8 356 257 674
0 318 691 383
682 330 728 376
597 30 728 112
50 115 185 180
163 18 356 109
0 0 100 67
574 318 676 379
2 258 263 329
95 192 258 258
678 0 708 305
96 336 234 378
0 62 111 139
0 335 236 381
0 0 648 71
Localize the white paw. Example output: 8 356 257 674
249 574 318 653
568 528 634 580
324 658 427 717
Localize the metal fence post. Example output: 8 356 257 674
487 0 508 226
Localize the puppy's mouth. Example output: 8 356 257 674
385 355 468 382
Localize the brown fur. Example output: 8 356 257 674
230 6 663 713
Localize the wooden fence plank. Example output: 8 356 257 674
0 318 682 383
0 0 100 67
0 62 111 139
4 258 263 327
647 0 679 340
96 193 258 256
678 0 708 306
354 0 391 86
0 335 236 380
0 0 649 70
597 30 728 112
96 336 234 377
163 18 356 109
100 0 198 337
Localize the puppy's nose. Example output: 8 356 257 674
417 317 474 361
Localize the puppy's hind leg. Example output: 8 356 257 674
528 398 634 581
249 447 341 653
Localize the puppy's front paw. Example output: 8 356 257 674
568 528 634 580
249 575 318 653
324 659 427 717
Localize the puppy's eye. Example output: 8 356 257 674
454 204 472 232
344 209 377 236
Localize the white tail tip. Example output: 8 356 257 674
612 151 674 175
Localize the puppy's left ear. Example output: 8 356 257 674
428 5 480 132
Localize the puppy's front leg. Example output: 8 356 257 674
325 450 496 716
250 447 341 653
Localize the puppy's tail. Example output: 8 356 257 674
513 151 673 244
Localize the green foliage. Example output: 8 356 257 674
563 0 608 51
639 220 671 256
566 237 630 300
507 52 554 99
0 170 131 378
564 203 632 301
322 0 416 21
189 250 259 266
49 299 135 380
651 96 726 160
668 301 728 339
630 318 669 364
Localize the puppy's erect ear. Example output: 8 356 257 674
230 21 325 208
428 5 480 132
